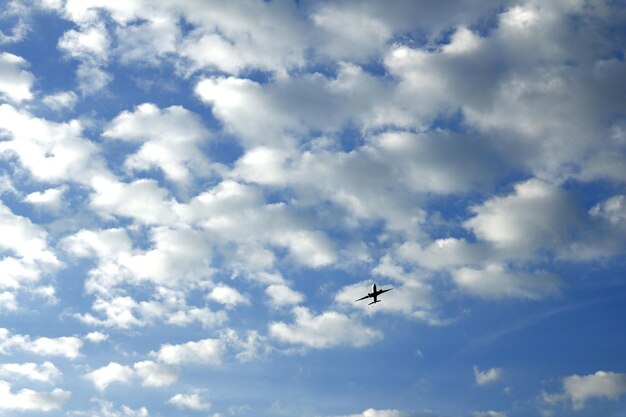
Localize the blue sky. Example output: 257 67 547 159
0 1 625 416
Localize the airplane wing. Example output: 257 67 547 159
379 288 392 294
355 294 371 302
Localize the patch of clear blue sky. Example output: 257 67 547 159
2 11 75 95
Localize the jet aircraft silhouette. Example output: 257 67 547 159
355 283 392 305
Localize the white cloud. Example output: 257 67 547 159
335 409 407 417
265 284 305 309
103 103 211 183
175 0 306 75
0 52 34 102
66 226 213 290
311 5 392 61
75 62 112 95
133 361 179 387
0 201 58 263
208 285 249 309
85 362 135 391
453 264 560 300
42 90 78 110
220 329 267 363
168 393 212 411
57 21 112 94
24 186 66 209
89 176 179 225
474 366 503 386
335 279 435 322
26 336 83 359
63 228 230 329
85 360 178 391
590 195 626 225
0 292 17 311
397 239 485 270
0 380 70 411
61 0 145 25
84 331 108 343
195 67 388 146
69 399 149 417
155 338 225 366
563 371 626 410
0 104 106 184
443 26 482 55
0 5 30 44
182 180 337 269
58 24 109 60
0 328 82 359
115 16 179 65
473 412 507 417
0 362 61 383
269 307 382 349
75 294 227 329
464 179 581 255
0 202 60 302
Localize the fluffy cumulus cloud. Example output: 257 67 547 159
208 285 249 308
453 264 561 300
0 328 83 359
85 360 178 391
464 180 583 256
562 371 626 410
265 284 305 309
85 362 135 391
168 393 212 411
103 103 211 184
133 360 179 387
0 104 106 184
474 366 503 386
84 331 108 343
269 307 381 349
0 380 70 412
154 338 225 366
0 52 34 102
69 399 149 417
0 201 60 308
0 361 61 383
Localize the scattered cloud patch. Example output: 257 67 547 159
265 284 305 308
208 285 249 309
454 264 561 300
563 371 626 410
168 393 212 411
474 366 503 386
0 380 70 411
472 412 507 417
84 331 108 343
133 361 179 387
85 362 134 391
0 362 61 383
154 338 225 366
335 409 407 417
0 52 34 102
269 307 382 349
0 328 82 359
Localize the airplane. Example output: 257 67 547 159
355 283 392 305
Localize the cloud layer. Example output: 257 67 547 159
0 0 624 416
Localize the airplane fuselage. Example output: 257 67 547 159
356 283 392 305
